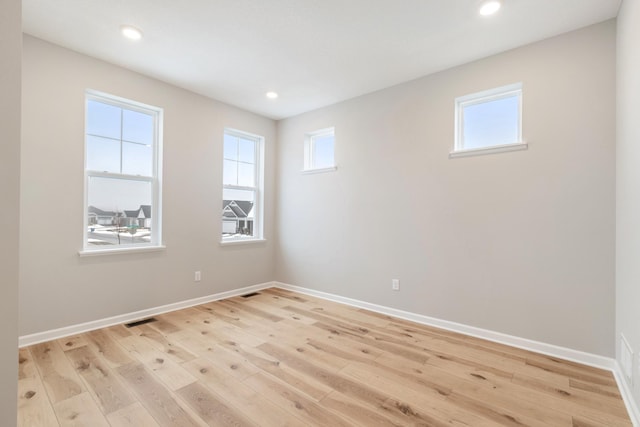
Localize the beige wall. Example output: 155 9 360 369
617 0 640 408
20 36 276 336
276 21 616 356
0 0 20 424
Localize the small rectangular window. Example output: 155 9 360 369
452 83 526 157
84 91 163 251
222 129 264 242
304 127 336 172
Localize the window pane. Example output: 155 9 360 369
87 176 152 246
463 95 519 149
238 138 255 164
122 142 153 177
87 100 121 139
312 134 334 168
222 188 255 237
224 134 238 160
123 109 154 145
223 160 238 186
86 135 120 173
238 162 255 187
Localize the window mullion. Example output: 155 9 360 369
223 184 256 192
120 108 124 174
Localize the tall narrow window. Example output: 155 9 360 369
222 129 264 242
452 83 526 157
304 127 336 172
83 91 162 251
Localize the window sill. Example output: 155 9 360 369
78 245 166 257
301 166 337 174
220 238 267 246
449 142 528 159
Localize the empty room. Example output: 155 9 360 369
3 0 640 425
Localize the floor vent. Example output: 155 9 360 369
124 317 158 328
240 292 260 298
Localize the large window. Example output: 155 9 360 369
83 91 162 251
304 127 336 172
222 129 264 242
452 83 526 157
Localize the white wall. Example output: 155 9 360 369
0 0 20 424
617 0 640 408
276 21 616 356
20 36 276 336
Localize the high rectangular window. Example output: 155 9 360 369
304 127 335 172
453 83 525 157
84 91 162 251
222 129 264 242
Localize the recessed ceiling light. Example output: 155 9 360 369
120 25 143 41
266 91 279 99
479 0 501 16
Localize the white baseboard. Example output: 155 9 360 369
18 282 275 348
273 281 639 426
273 282 613 368
613 362 640 427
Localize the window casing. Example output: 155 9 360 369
452 83 526 157
222 129 264 242
304 127 336 172
83 91 162 252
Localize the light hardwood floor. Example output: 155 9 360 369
18 288 632 426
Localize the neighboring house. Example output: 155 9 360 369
88 206 119 226
222 200 254 235
88 205 151 228
125 205 152 228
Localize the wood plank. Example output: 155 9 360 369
57 335 89 353
118 334 197 391
319 391 407 426
116 362 202 427
570 377 623 399
53 392 110 427
513 373 628 418
262 288 310 303
85 329 134 368
104 325 133 339
18 348 38 380
222 298 286 322
214 338 334 401
106 402 160 427
313 320 430 364
176 381 256 427
256 341 444 425
234 296 318 324
64 345 136 414
17 376 60 427
131 323 198 364
339 360 495 426
146 318 181 335
30 341 85 404
243 372 358 427
183 358 308 427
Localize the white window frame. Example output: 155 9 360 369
80 90 163 256
221 128 265 244
303 127 336 173
451 83 527 158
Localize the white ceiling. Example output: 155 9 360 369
22 0 621 120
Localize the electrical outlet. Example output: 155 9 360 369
391 279 400 291
194 271 201 282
